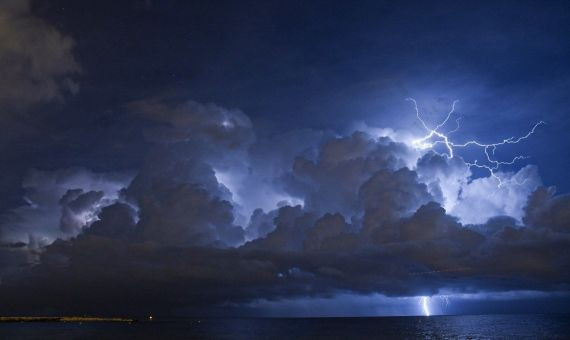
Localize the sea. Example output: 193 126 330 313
1 314 569 339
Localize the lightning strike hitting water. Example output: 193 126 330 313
417 296 452 316
406 98 544 187
420 296 430 316
440 295 450 308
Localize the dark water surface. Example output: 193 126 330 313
1 314 569 339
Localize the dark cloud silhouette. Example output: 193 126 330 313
85 203 136 239
59 189 104 234
2 187 569 315
0 0 82 215
128 98 254 148
1 100 569 316
523 186 570 232
1 0 569 316
0 0 80 112
282 132 412 218
136 180 244 247
0 168 131 243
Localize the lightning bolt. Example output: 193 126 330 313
440 295 450 308
417 295 451 316
406 98 544 187
420 296 430 316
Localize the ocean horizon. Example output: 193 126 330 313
2 313 569 339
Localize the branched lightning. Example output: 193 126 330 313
417 295 451 316
406 98 544 187
440 295 450 308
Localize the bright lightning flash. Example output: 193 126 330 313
420 296 430 316
407 98 544 187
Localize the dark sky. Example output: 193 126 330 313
0 0 569 317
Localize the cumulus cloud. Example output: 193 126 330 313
136 180 244 247
128 98 254 148
282 132 412 218
59 189 105 234
123 99 258 246
452 165 542 224
523 186 570 232
0 0 80 111
246 208 278 240
0 168 132 243
416 152 542 224
416 151 471 213
1 98 569 316
3 188 568 315
85 203 137 239
0 0 81 214
360 167 432 237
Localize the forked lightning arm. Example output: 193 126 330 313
406 98 544 187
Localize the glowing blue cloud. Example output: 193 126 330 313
407 98 544 188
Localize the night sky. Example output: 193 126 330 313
1 0 570 317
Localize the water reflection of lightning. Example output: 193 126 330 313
406 98 544 187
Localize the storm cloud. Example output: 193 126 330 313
0 0 79 112
1 0 569 317
1 97 569 316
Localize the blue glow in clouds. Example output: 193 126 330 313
407 98 544 188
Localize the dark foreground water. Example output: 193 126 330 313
1 314 569 339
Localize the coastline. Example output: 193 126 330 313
0 316 135 323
